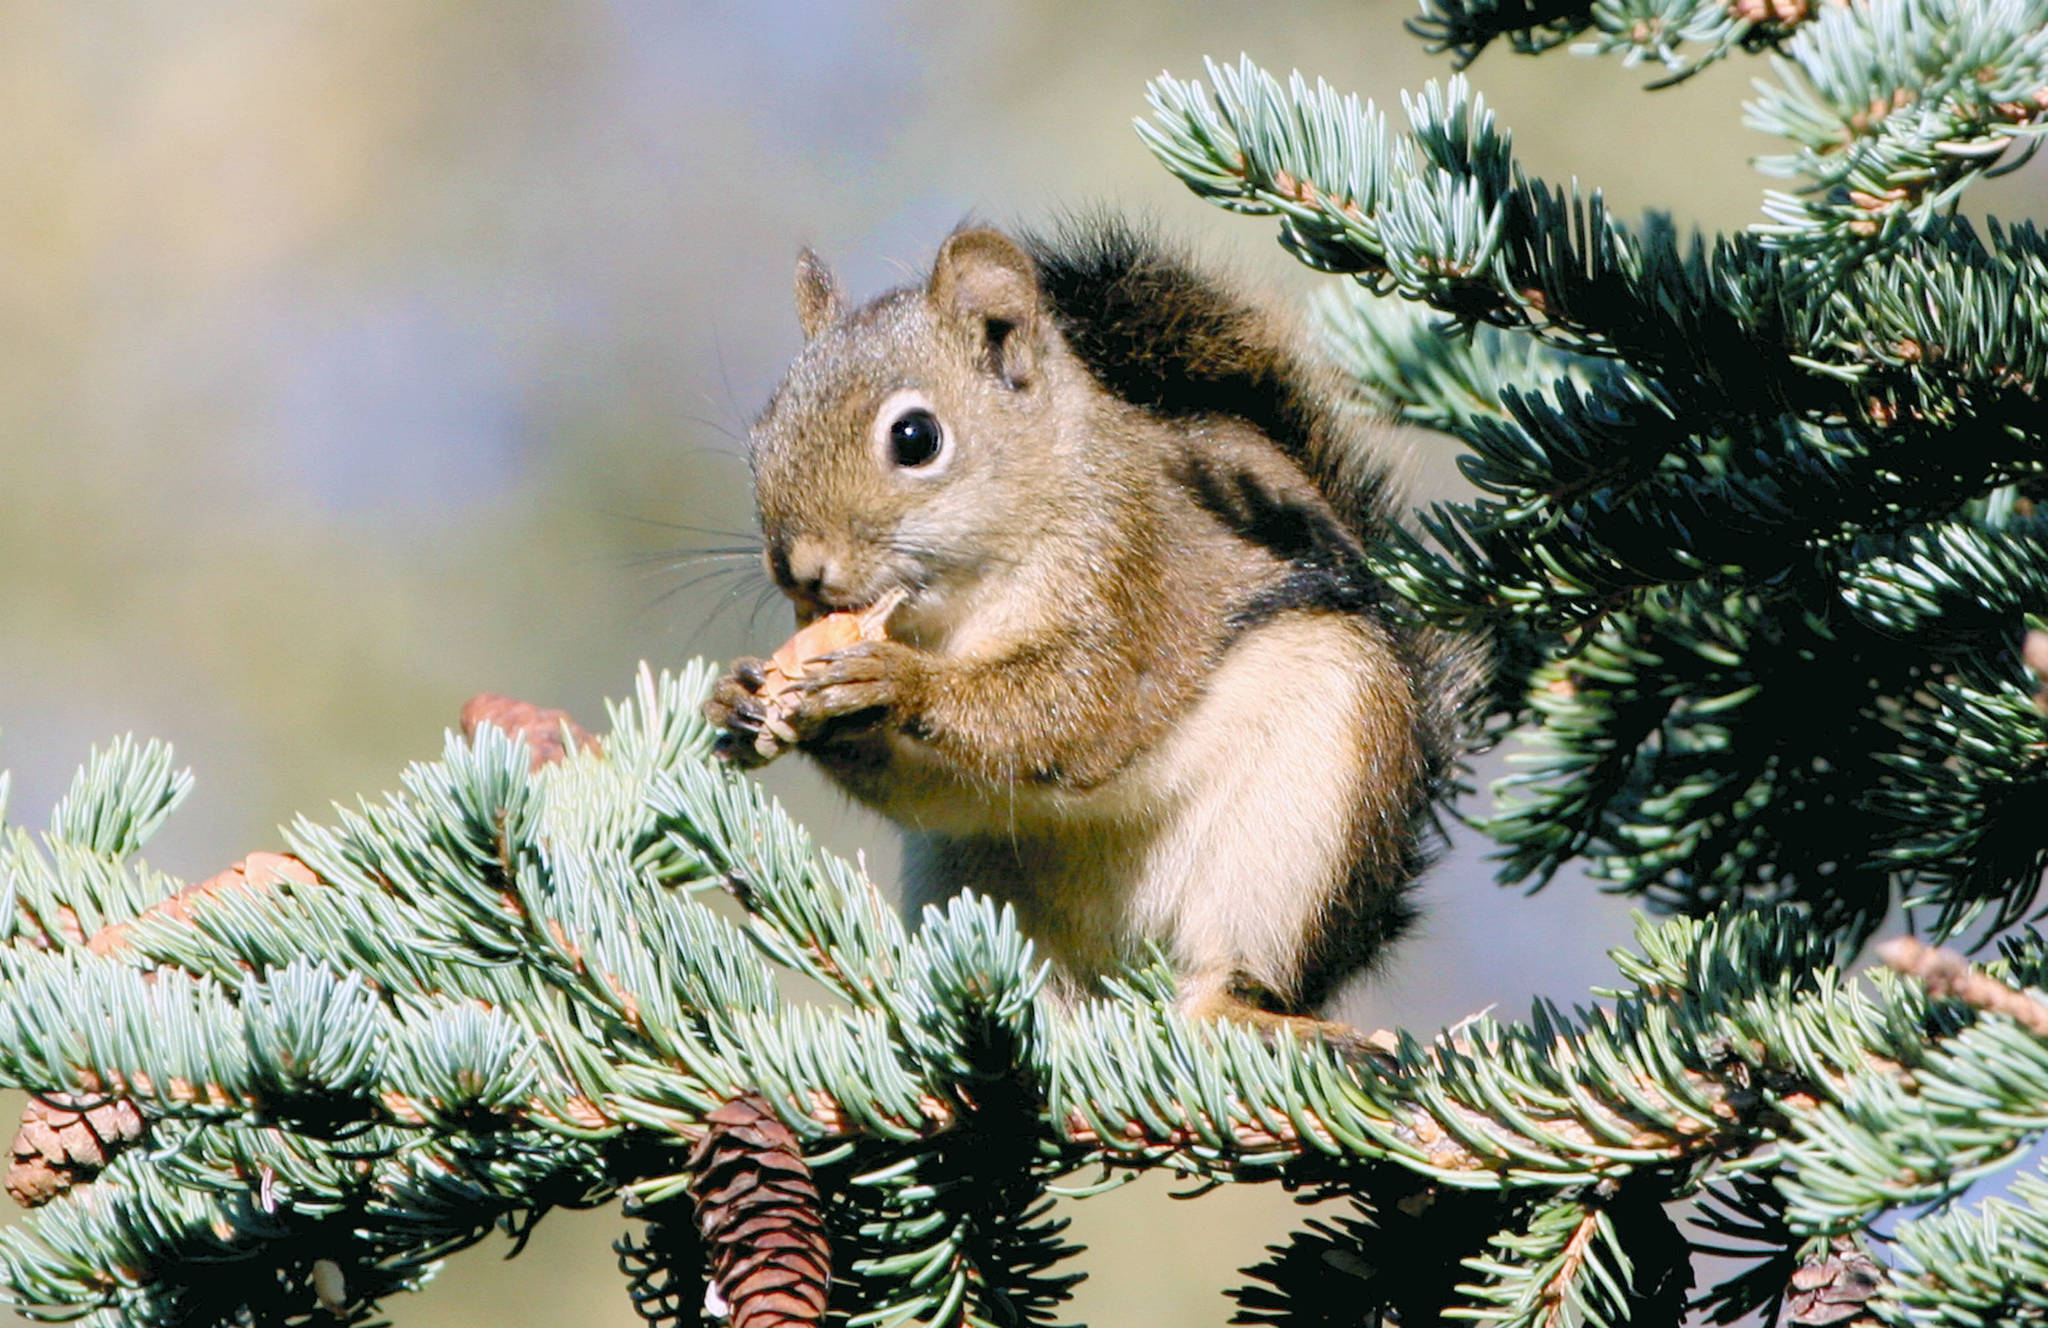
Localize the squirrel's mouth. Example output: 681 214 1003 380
790 584 912 628
787 593 833 627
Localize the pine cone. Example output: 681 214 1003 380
6 1093 146 1207
88 851 315 958
8 851 316 1205
460 694 600 771
687 1093 832 1328
1786 1238 1883 1327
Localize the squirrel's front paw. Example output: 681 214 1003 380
783 639 926 743
704 657 786 767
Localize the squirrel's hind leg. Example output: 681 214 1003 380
1136 612 1421 1019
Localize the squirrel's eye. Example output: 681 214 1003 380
888 409 946 469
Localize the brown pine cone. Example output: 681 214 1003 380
88 851 315 958
6 1093 146 1207
687 1093 832 1328
1786 1238 1883 1327
8 850 318 1206
460 694 600 771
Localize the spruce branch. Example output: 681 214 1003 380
1142 60 1763 368
1749 0 2048 257
4 669 2048 1324
1406 0 1598 67
1883 1165 2048 1328
616 1196 710 1328
1152 54 2047 932
1409 0 1817 84
0 2 2041 1322
1878 936 2048 1037
1467 517 2048 932
1450 1185 1691 1328
1403 0 2048 255
1 737 194 956
0 666 2023 1325
1775 939 2048 1232
1141 59 2048 582
1145 56 2048 415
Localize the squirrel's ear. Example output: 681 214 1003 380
794 248 845 339
929 228 1041 388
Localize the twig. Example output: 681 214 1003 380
1876 936 2048 1037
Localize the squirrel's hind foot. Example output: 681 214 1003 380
1179 987 1397 1064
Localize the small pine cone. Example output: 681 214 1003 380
6 1093 147 1207
88 851 316 958
687 1093 831 1328
9 852 316 1205
1786 1238 1883 1327
461 694 601 771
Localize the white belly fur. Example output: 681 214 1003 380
897 612 1381 997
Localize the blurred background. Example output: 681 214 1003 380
1 2 2042 1324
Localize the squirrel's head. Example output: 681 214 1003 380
748 228 1087 631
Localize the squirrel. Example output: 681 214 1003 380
703 217 1472 1046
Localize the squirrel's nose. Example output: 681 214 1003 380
771 536 851 610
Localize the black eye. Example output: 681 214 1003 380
888 408 945 469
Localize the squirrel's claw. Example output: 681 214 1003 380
704 642 915 762
704 659 782 767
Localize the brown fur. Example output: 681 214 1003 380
705 219 1472 1037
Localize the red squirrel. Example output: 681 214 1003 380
705 219 1472 1044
